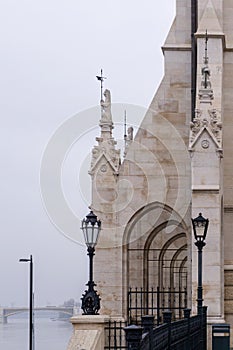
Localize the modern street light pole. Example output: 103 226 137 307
19 255 34 350
192 213 209 314
80 210 101 315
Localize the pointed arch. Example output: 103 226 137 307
122 201 191 318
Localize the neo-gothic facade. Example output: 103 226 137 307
88 0 233 346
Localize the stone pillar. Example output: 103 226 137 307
124 325 143 350
66 315 110 350
190 3 225 325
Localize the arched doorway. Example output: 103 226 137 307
123 202 190 323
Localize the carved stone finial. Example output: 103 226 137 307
198 31 214 103
127 127 134 141
89 88 120 175
123 126 134 158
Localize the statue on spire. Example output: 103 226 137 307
100 89 112 123
89 73 120 175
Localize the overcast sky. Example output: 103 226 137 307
0 0 175 307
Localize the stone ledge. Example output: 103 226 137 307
70 314 110 325
192 185 220 191
162 44 191 52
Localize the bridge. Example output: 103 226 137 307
0 306 74 323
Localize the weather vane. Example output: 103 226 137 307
96 69 107 101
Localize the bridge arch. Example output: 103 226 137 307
0 307 74 323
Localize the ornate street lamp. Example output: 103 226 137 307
81 210 101 315
192 213 209 314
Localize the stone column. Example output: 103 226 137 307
190 23 225 323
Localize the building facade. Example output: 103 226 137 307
72 0 233 348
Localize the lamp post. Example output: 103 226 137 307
192 213 209 314
81 210 101 315
19 255 34 350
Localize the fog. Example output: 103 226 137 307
0 0 175 307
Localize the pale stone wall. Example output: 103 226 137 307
83 1 233 350
64 4 233 350
91 0 192 319
224 0 233 46
223 43 233 347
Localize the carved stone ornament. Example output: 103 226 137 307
209 109 222 143
89 88 120 175
100 164 107 172
201 139 209 149
189 109 202 143
198 34 214 104
123 126 134 158
198 88 214 103
189 109 222 150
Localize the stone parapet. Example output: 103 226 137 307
67 315 110 350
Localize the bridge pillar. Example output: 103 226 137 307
0 309 7 324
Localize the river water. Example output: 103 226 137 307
0 315 73 350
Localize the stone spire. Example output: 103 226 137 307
189 33 222 153
190 1 225 324
89 89 120 176
198 32 214 103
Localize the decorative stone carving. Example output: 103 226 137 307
201 139 209 149
190 34 222 152
123 126 134 158
201 64 211 89
127 126 133 141
89 89 120 175
209 109 222 143
198 35 214 104
198 88 214 103
189 109 202 143
189 108 222 150
100 164 107 172
91 147 100 161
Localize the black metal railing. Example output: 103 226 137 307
128 287 187 325
124 306 207 350
105 320 128 349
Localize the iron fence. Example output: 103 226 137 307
105 308 207 350
104 320 128 349
125 307 207 350
128 287 187 325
